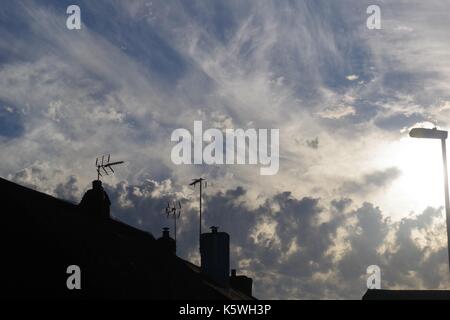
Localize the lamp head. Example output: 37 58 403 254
409 128 448 140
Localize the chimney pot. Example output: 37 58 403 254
162 227 170 238
92 179 102 190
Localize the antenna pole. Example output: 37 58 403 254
165 202 181 242
174 212 177 242
441 138 450 272
190 178 206 253
199 180 202 245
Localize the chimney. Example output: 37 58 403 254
200 226 230 287
78 180 111 220
157 227 176 254
230 269 253 297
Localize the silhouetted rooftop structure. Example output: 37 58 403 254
79 180 111 220
230 269 253 297
0 177 255 300
157 227 176 254
201 226 230 287
363 289 450 300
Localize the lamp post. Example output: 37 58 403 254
409 127 450 271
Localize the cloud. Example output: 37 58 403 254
317 105 356 120
340 167 402 196
306 137 319 149
0 102 24 139
346 75 359 81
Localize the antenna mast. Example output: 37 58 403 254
190 177 207 251
165 201 182 241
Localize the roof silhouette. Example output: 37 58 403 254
0 177 255 300
363 289 450 300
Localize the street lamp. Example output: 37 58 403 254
409 127 450 271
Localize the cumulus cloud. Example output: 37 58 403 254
317 105 356 120
340 167 402 196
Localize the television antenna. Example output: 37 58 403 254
190 177 207 250
95 154 124 180
165 201 182 241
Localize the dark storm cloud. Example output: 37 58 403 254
337 203 389 283
340 167 401 196
383 207 445 288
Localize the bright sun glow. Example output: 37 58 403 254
374 136 445 219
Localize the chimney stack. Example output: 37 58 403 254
78 180 111 220
230 269 253 297
200 226 230 287
157 227 176 254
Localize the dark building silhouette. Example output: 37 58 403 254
157 227 176 254
363 289 450 300
201 226 230 287
0 177 255 300
230 269 253 297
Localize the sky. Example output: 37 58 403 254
1 0 450 299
